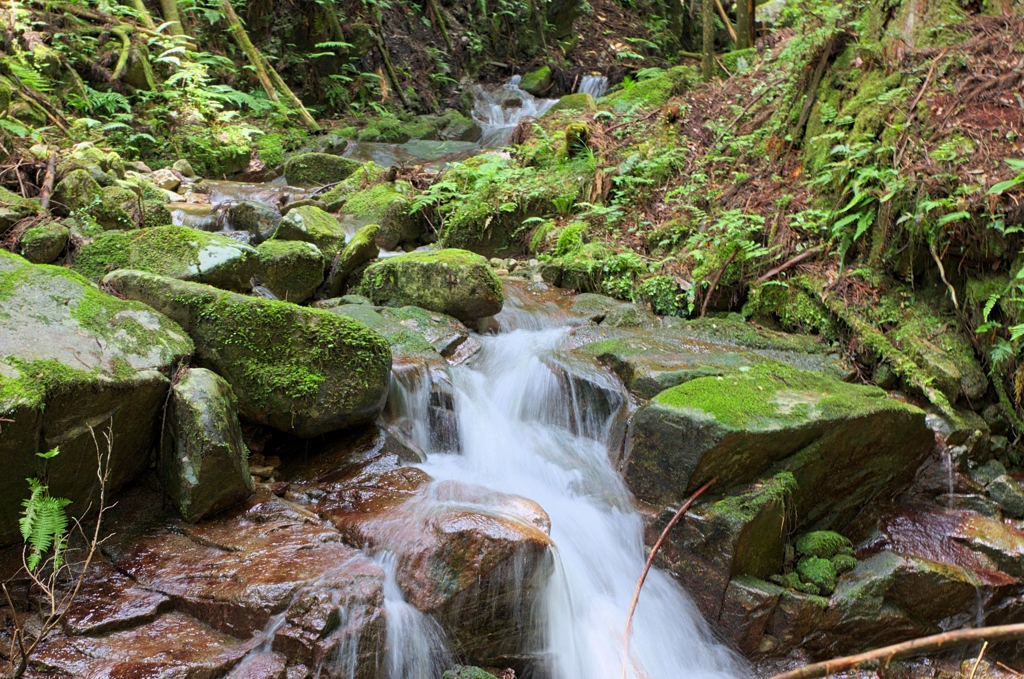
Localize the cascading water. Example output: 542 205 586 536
471 78 559 148
388 288 744 679
577 74 609 99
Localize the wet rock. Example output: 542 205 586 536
322 223 379 298
760 588 829 655
717 576 786 656
444 667 500 679
339 181 422 250
283 152 363 187
255 239 325 304
225 652 288 679
0 186 40 235
62 561 169 635
73 225 260 292
225 200 282 243
18 221 68 263
359 249 504 323
624 363 933 527
60 142 125 181
103 270 391 437
519 66 553 95
0 252 193 544
173 158 197 178
987 474 1024 518
162 367 253 522
655 473 794 621
280 197 328 215
438 110 483 142
51 167 102 216
275 204 346 257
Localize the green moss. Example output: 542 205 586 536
318 162 388 211
796 531 853 559
275 205 346 255
652 362 890 429
711 472 797 523
256 239 324 303
796 556 837 594
520 65 552 94
283 152 362 187
547 93 596 114
602 66 699 110
832 553 858 575
442 666 500 679
743 278 839 340
555 222 586 257
254 128 308 168
358 114 413 143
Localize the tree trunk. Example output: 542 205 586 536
219 0 280 103
158 0 183 35
735 0 751 48
701 0 714 80
260 53 320 131
125 0 155 29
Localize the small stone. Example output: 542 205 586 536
495 268 509 276
249 465 275 478
489 257 503 268
970 459 1007 487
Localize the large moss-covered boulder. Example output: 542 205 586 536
323 223 379 298
0 186 41 235
317 163 388 212
282 152 362 187
275 205 346 257
255 239 324 303
224 200 281 243
161 368 253 523
625 363 933 528
51 168 102 216
546 92 596 114
102 270 392 437
73 226 260 292
339 182 423 250
359 249 503 323
0 252 193 545
91 185 140 230
19 222 69 263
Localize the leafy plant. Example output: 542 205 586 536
20 451 72 573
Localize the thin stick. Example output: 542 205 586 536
755 246 822 285
967 641 988 679
620 477 718 679
768 623 1024 679
38 151 55 210
700 248 738 318
930 241 958 311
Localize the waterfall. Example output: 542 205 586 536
577 75 609 99
388 299 744 679
472 78 558 148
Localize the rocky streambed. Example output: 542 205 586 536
3 116 1024 679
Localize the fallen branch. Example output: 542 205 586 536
929 241 959 311
700 247 738 318
713 0 739 44
38 151 55 210
767 623 1024 679
621 477 718 679
755 246 822 285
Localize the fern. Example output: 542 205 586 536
20 449 72 572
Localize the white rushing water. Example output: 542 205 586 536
577 74 609 99
389 290 743 679
472 77 558 148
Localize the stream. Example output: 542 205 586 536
383 287 743 679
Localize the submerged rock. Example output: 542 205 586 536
275 204 346 257
103 270 391 437
73 225 260 292
255 239 324 303
0 252 193 544
18 221 68 263
161 368 253 523
624 362 933 527
283 152 362 187
359 249 504 323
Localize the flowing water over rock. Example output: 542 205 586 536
576 75 609 99
387 290 743 679
472 77 558 148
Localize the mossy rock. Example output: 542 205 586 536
323 223 380 298
19 222 68 264
340 182 422 250
796 531 853 559
255 239 324 304
797 556 837 594
602 65 698 110
329 303 452 369
547 92 596 114
283 152 363 187
0 186 40 234
357 115 415 143
0 251 193 545
225 200 282 244
51 168 102 217
60 142 125 180
177 124 252 178
161 367 253 523
91 185 139 230
625 362 934 528
437 110 482 142
442 667 499 679
275 205 346 256
73 226 260 292
103 269 392 437
359 249 503 323
317 162 388 212
520 66 553 95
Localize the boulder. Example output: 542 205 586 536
359 249 504 323
172 159 196 178
0 252 193 545
624 362 934 528
18 221 68 263
438 110 482 142
317 162 388 212
150 167 181 192
275 204 346 257
987 474 1024 518
73 225 260 292
51 168 102 216
161 368 253 522
547 92 596 114
282 152 362 187
339 182 423 250
0 186 40 235
519 66 553 95
102 270 392 437
255 239 324 303
224 200 281 243
323 223 379 298
59 142 125 181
